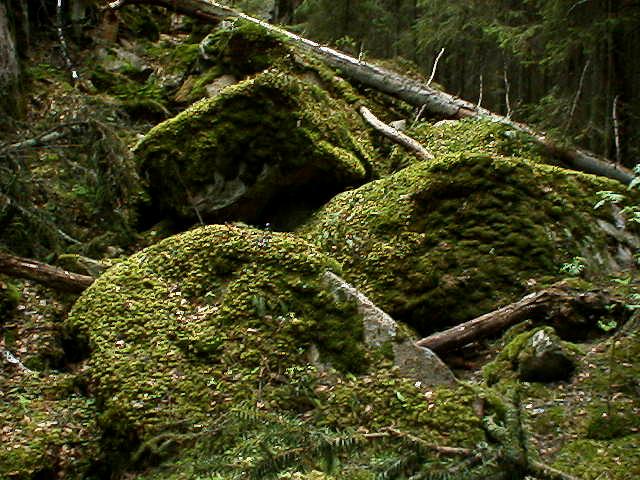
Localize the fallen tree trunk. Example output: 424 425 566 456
108 0 633 184
359 106 434 160
0 252 95 293
416 284 610 353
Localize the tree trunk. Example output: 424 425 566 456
0 0 22 118
0 253 95 293
107 0 633 185
415 283 612 353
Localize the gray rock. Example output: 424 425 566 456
321 271 456 386
516 327 575 383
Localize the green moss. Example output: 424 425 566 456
0 373 99 479
135 69 373 223
389 117 555 172
64 225 489 478
300 153 625 334
552 436 640 479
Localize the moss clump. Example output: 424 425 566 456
135 69 373 225
65 226 364 461
300 153 626 334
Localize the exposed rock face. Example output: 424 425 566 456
135 70 372 227
300 149 631 334
321 271 456 386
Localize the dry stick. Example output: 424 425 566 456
476 73 483 110
427 47 445 87
0 121 86 153
362 427 473 457
412 47 445 126
0 252 95 293
613 94 621 167
360 106 434 161
503 63 512 119
564 59 590 134
413 283 611 353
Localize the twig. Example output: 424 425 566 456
613 94 621 167
412 104 427 127
564 60 590 134
410 48 445 127
476 73 483 110
528 460 583 480
427 47 445 87
363 427 473 457
360 106 434 161
0 121 86 154
503 63 512 119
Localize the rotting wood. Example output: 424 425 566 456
0 252 95 293
359 106 434 161
107 0 634 185
416 283 610 353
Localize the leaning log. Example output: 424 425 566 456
416 284 609 353
108 0 633 184
0 252 95 293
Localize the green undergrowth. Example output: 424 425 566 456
0 372 99 479
130 378 484 479
135 69 373 224
300 153 627 334
482 318 640 479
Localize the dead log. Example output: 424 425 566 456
416 284 610 353
108 0 633 185
359 106 434 161
0 252 95 293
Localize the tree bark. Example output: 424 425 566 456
415 284 609 353
359 106 434 161
0 252 95 293
106 0 633 185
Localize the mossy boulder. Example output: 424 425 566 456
135 69 373 227
482 326 578 385
64 224 488 477
300 153 630 334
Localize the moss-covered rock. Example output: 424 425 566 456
135 69 373 227
64 224 488 477
482 326 578 385
300 153 630 334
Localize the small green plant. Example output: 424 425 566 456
559 256 586 276
594 190 625 210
